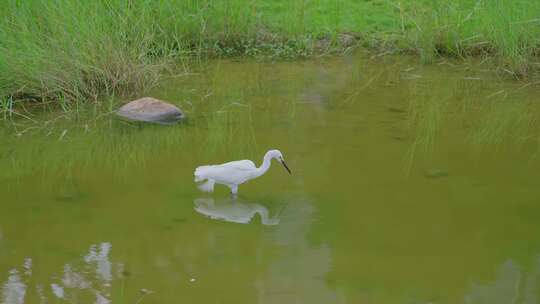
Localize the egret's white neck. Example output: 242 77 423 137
255 151 274 177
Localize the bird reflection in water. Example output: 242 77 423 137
194 197 282 225
464 258 540 304
1 242 123 304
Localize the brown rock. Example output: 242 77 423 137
117 97 184 125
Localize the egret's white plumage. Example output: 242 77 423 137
194 149 291 194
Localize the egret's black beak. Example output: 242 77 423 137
280 160 292 175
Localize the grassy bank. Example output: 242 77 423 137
1 0 539 106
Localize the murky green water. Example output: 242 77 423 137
2 53 540 303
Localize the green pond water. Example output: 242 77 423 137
1 53 540 303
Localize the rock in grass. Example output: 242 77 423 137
117 97 184 125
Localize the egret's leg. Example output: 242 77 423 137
230 185 238 195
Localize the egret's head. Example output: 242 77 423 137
267 149 282 158
267 149 291 175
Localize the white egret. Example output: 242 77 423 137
194 149 292 195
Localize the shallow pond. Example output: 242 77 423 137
1 52 540 303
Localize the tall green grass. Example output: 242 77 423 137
1 0 539 106
401 0 540 75
0 1 170 103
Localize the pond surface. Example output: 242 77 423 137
1 52 540 303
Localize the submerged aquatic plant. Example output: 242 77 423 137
407 79 451 157
0 96 13 120
471 98 536 149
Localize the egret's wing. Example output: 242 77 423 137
218 160 256 171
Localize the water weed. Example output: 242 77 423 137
1 96 13 120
